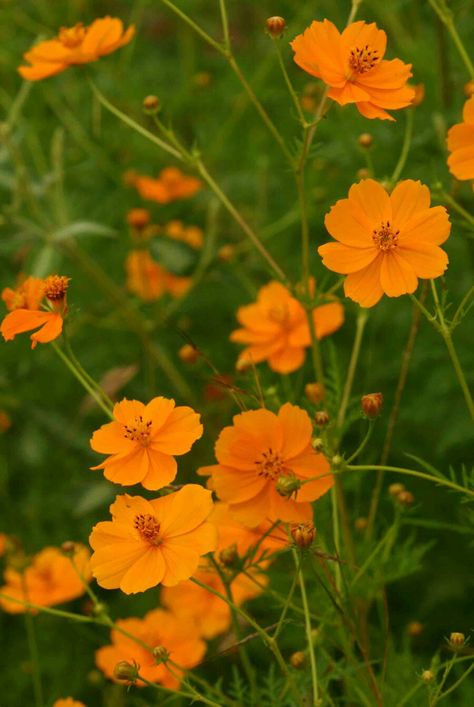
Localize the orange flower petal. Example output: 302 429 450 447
400 205 451 245
356 101 395 121
348 179 391 225
390 180 431 228
396 241 448 279
313 302 345 339
343 255 384 307
380 252 418 297
268 346 305 373
90 421 135 455
278 403 313 459
152 485 214 537
324 197 375 246
210 467 267 503
101 447 150 486
150 405 203 454
318 242 378 274
112 398 145 424
233 408 283 452
120 547 166 594
140 450 177 490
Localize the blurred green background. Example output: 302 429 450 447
1 0 473 705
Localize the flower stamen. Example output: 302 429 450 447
348 44 380 75
134 513 162 545
372 221 399 251
59 23 86 48
123 415 152 446
255 448 284 479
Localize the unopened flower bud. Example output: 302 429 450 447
357 168 371 180
218 244 235 262
266 16 286 38
236 357 252 373
289 651 305 669
143 95 160 114
153 645 170 663
361 393 383 418
388 483 405 497
422 669 435 683
193 71 212 88
275 473 301 498
113 660 139 682
411 83 425 107
314 411 329 427
312 437 324 452
61 541 76 556
449 632 465 649
305 382 325 404
291 522 316 549
178 343 199 364
397 490 414 505
127 208 150 230
358 133 373 148
331 455 343 470
219 543 239 567
464 80 474 97
354 517 368 531
408 621 423 637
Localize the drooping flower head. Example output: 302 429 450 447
447 96 474 182
199 403 333 527
132 167 203 204
1 274 69 348
161 559 266 639
291 20 414 120
318 179 451 307
95 608 206 689
230 281 344 374
0 544 91 614
18 17 135 81
89 485 217 593
90 397 203 489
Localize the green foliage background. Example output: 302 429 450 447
0 0 473 705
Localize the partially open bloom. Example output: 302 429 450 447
125 250 192 301
18 17 135 81
53 700 86 707
1 274 69 348
133 167 202 204
0 545 91 614
291 20 414 120
447 96 474 182
161 560 265 639
318 180 451 307
90 397 203 490
89 486 217 593
199 403 333 526
163 220 203 249
230 281 344 374
96 608 206 689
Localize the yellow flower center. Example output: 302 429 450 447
372 221 399 251
123 416 152 446
59 23 86 48
348 45 380 75
255 448 284 479
43 275 70 301
134 513 162 545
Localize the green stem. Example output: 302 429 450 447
435 659 474 702
346 464 474 499
429 0 474 79
160 0 226 55
24 612 44 707
218 0 230 49
273 560 301 639
293 550 319 705
346 421 374 464
337 309 368 431
0 593 95 623
272 38 307 125
389 108 414 185
439 191 474 228
396 655 474 707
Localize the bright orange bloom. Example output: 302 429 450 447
291 20 414 120
95 608 206 689
1 274 69 348
318 179 451 307
230 281 344 374
90 397 202 490
161 560 266 639
18 17 135 81
89 486 217 593
134 167 202 204
0 545 91 614
125 250 192 301
53 699 86 707
199 403 332 526
164 220 203 249
447 96 474 181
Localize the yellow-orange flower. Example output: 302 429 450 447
1 274 69 348
90 397 202 490
318 179 451 307
53 699 86 707
199 403 332 527
163 221 203 250
230 281 344 374
89 486 217 594
447 96 474 181
0 545 91 614
291 20 414 120
125 250 192 301
18 17 135 81
161 560 266 639
96 608 206 689
134 167 202 204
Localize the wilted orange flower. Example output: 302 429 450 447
318 179 451 307
96 608 206 689
447 96 474 181
0 545 91 614
199 403 332 526
134 167 202 204
230 281 344 374
161 560 266 639
1 274 69 348
90 397 202 490
89 485 217 593
53 699 86 707
125 250 192 301
291 20 414 120
164 220 203 249
18 17 135 81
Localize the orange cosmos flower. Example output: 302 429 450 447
1 274 69 348
447 96 474 181
53 700 86 707
230 281 344 374
318 179 451 307
291 20 414 120
96 608 206 689
0 545 91 614
125 250 192 301
90 397 202 490
18 17 135 81
89 485 217 593
164 220 204 249
199 403 332 527
134 167 202 204
161 560 266 639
